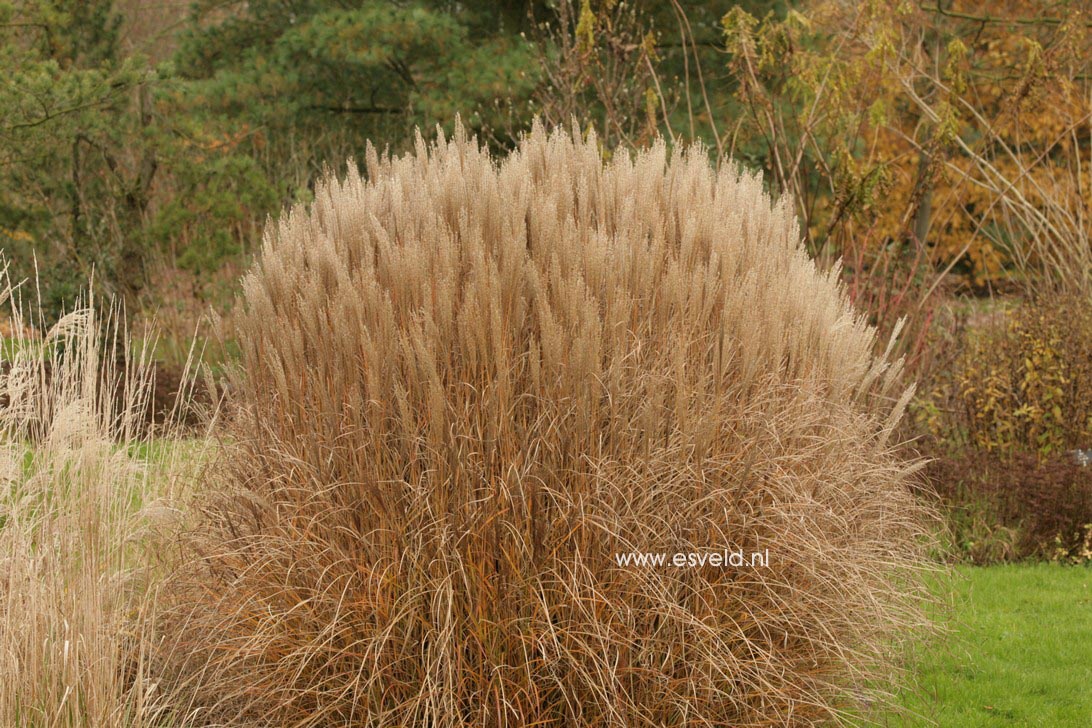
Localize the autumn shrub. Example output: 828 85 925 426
916 290 1092 563
928 451 1092 564
716 1 1092 291
155 122 937 726
929 291 1092 460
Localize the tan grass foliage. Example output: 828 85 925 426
0 276 207 727
157 121 937 726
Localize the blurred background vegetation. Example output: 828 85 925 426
1 0 1090 565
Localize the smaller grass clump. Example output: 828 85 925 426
0 276 209 727
155 122 939 726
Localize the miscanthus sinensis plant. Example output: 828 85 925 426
157 121 937 726
0 275 209 727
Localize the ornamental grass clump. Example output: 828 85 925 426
158 122 936 726
0 276 208 727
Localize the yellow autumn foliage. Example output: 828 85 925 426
722 0 1091 288
935 293 1092 459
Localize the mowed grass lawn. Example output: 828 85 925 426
887 563 1091 726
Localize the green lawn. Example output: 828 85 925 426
888 564 1092 726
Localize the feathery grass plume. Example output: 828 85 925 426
0 269 210 727
158 120 938 726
